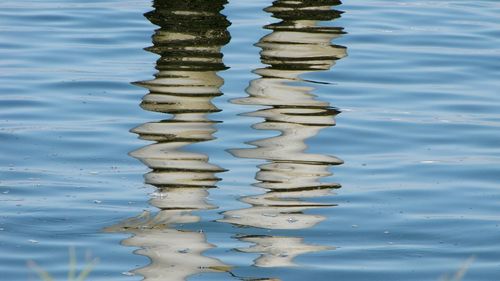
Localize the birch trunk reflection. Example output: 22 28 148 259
105 1 231 280
221 0 347 268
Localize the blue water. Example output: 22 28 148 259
1 0 500 280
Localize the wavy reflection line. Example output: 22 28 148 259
105 1 231 280
220 0 347 269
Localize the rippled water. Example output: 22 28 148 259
1 0 500 280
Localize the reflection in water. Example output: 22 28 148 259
220 0 347 268
105 1 231 280
237 235 330 268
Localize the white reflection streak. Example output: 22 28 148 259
221 0 346 269
106 1 231 280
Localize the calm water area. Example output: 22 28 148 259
1 0 500 280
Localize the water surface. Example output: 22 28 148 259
1 0 500 280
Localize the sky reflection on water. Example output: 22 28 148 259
1 0 500 280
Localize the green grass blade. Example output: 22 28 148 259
68 246 76 281
76 258 98 281
451 256 475 281
441 256 476 281
27 260 54 281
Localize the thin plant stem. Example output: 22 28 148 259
68 246 76 281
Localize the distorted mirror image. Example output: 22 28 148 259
1 1 499 281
